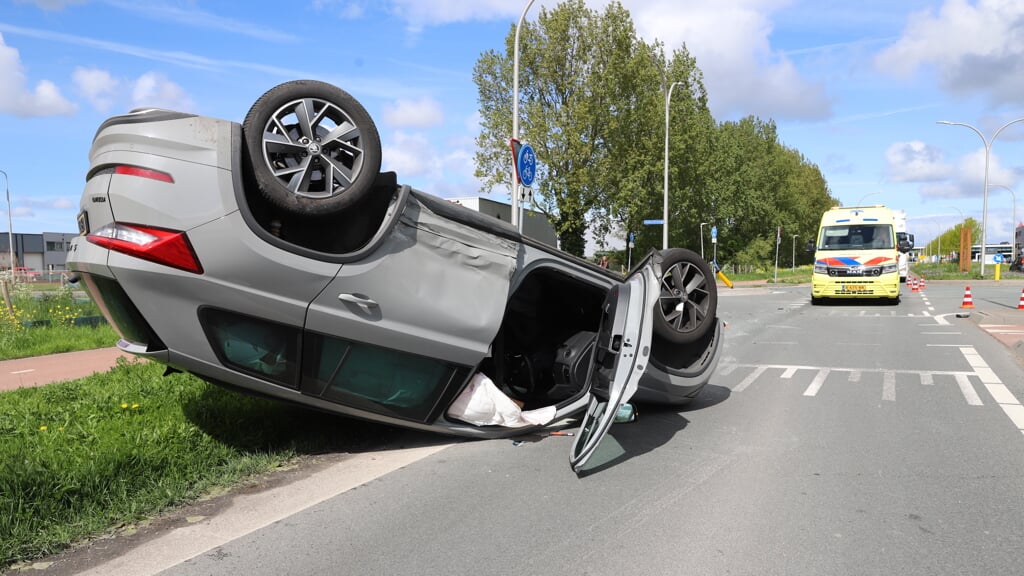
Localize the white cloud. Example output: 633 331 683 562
885 141 953 183
378 0 830 119
383 131 439 178
875 0 1024 105
311 0 368 19
103 0 298 43
0 33 77 117
956 148 1018 191
14 0 86 9
918 146 1020 200
72 66 118 112
626 0 830 120
382 97 444 128
387 0 520 31
131 72 195 111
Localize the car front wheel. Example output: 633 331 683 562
653 248 717 344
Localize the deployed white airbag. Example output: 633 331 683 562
447 372 556 428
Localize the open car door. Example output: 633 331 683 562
569 255 660 473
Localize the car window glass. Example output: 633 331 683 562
305 333 462 422
201 308 301 388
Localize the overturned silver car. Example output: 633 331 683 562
67 80 722 471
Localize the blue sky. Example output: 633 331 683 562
2 0 1024 252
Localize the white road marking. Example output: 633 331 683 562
882 371 896 401
723 345 1024 438
986 383 1019 405
11 369 34 374
955 374 983 406
960 347 1000 384
733 366 767 392
1000 404 1024 430
802 369 830 397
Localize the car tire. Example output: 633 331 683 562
653 248 717 344
243 80 382 218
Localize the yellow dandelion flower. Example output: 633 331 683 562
131 403 139 409
39 425 47 431
121 403 128 409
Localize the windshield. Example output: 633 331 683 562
817 224 894 251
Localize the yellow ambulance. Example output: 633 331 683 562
809 205 909 305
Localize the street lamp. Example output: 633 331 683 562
989 184 1017 266
510 0 536 231
792 234 799 270
947 205 965 222
699 222 708 260
857 191 880 206
662 81 685 250
0 170 11 272
937 117 1024 276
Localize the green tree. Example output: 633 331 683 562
473 0 834 260
474 1 709 256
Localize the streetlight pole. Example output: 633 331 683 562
699 222 708 260
510 0 536 232
857 191 880 206
989 184 1017 266
662 81 685 250
792 234 799 270
937 117 1024 276
0 170 11 272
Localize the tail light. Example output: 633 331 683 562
87 164 175 183
88 223 203 274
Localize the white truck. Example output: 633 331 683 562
893 209 914 283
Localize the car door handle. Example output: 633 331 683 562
337 293 379 308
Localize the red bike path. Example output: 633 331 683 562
0 347 134 392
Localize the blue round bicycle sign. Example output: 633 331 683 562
517 143 536 187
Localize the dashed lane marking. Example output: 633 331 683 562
719 346 1024 434
802 368 830 397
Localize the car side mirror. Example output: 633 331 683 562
898 240 912 253
805 240 815 253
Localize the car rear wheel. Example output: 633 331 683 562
653 248 717 344
243 80 382 218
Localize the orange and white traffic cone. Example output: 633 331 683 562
961 285 975 309
911 277 919 292
1018 288 1024 310
920 278 926 290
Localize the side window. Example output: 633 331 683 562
303 333 468 423
200 308 301 389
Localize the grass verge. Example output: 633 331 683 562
0 359 401 570
720 265 812 285
0 287 119 360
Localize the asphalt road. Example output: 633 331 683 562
16 280 1024 576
